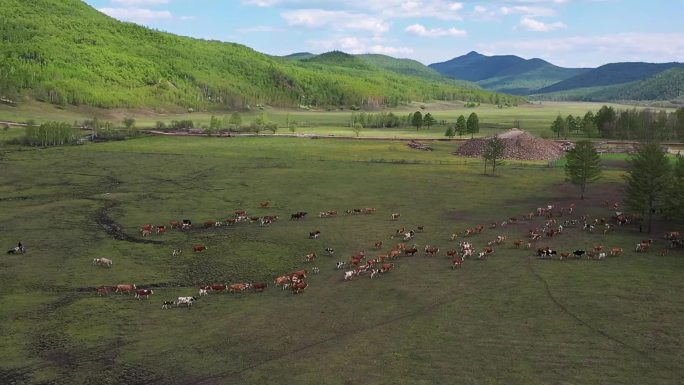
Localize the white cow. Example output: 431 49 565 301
92 257 113 268
344 271 355 281
176 297 197 307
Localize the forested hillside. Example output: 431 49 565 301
0 0 516 110
429 51 586 95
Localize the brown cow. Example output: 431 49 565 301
305 252 317 263
135 289 154 300
115 284 136 294
193 244 207 252
374 241 383 250
97 287 110 296
380 263 394 273
288 270 308 280
209 284 227 292
170 220 181 229
259 201 271 208
291 281 308 294
513 240 523 248
274 275 291 288
253 283 267 292
610 247 623 256
404 247 418 256
229 283 251 293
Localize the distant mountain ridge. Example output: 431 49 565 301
429 51 684 101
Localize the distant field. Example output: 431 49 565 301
0 135 682 385
0 100 671 139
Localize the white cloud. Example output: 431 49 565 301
478 32 684 67
309 36 413 56
99 7 173 22
282 9 389 35
111 0 170 5
405 24 467 37
518 17 566 31
500 5 556 17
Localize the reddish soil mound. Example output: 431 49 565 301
456 129 564 161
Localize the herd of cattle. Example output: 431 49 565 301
90 200 682 308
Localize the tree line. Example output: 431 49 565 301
550 106 684 140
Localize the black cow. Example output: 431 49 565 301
290 212 308 220
573 250 586 258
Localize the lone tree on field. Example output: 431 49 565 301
624 142 672 233
229 112 242 131
466 112 479 139
551 115 565 138
352 122 362 137
456 115 467 136
564 140 602 200
482 136 506 174
423 113 436 129
663 155 684 221
412 111 423 130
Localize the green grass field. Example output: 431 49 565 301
1 135 683 385
1 100 671 140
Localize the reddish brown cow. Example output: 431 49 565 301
135 289 154 299
97 287 110 296
381 263 394 272
451 256 464 269
374 241 383 249
156 225 167 234
204 221 215 228
513 240 523 248
209 284 227 292
229 283 251 293
274 276 291 288
253 283 267 292
193 244 207 252
446 249 458 257
289 270 308 280
115 284 136 294
291 281 308 294
259 201 271 208
404 247 418 256
170 220 181 229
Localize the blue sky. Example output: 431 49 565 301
83 0 684 67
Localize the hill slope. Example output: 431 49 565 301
0 0 514 109
537 62 684 94
429 51 587 95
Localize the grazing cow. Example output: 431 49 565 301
611 247 623 256
309 230 321 239
156 225 167 234
404 246 418 256
290 212 308 220
97 287 110 296
403 230 415 241
229 283 251 293
274 275 291 288
483 246 493 254
92 257 113 268
170 220 181 229
198 288 209 296
446 249 458 258
344 271 355 281
312 267 320 274
235 210 247 216
560 252 570 261
594 245 604 253
135 289 154 300
380 263 394 273
209 284 227 292
176 297 196 307
636 243 650 252
193 244 207 252
391 213 401 220
291 281 308 294
573 250 586 259
289 270 308 280
374 241 383 250
597 252 606 260
305 252 317 262
181 220 192 230
141 228 152 237
325 247 335 255
171 249 182 257
336 261 345 269
203 221 216 229
362 207 376 214
389 249 400 259
664 231 680 240
253 282 267 292
659 248 670 256
161 301 174 309
424 245 439 256
451 256 464 269
477 252 486 260
513 240 523 248
115 284 136 294
259 201 271 208
370 269 380 279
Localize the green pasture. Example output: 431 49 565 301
0 100 671 139
0 136 683 385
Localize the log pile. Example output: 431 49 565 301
456 129 564 161
407 140 433 151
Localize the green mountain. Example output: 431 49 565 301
281 52 316 60
357 54 447 80
0 0 515 110
429 51 587 95
536 68 684 102
537 62 684 94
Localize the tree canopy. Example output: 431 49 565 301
624 142 672 233
466 112 479 139
564 140 602 200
